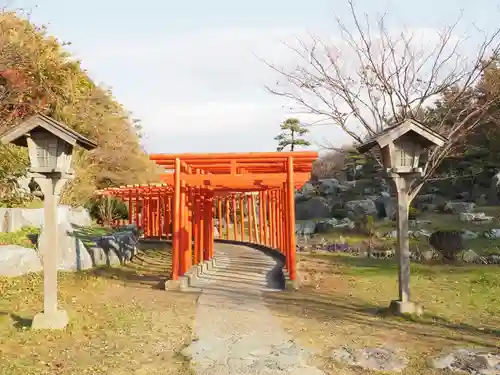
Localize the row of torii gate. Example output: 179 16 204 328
97 151 318 281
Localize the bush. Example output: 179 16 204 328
408 207 421 220
86 196 128 226
429 230 464 260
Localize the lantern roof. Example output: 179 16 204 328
357 119 446 154
0 113 97 150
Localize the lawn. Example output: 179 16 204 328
264 252 500 374
0 245 197 375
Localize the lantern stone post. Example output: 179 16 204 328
1 113 97 329
358 119 446 316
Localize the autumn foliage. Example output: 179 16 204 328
0 11 160 205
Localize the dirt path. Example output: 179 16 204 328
182 243 325 375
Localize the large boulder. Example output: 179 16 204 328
316 218 339 233
295 197 331 220
443 201 475 214
37 220 94 271
299 182 317 199
0 245 42 276
459 212 494 223
345 199 378 219
295 221 317 236
317 178 348 195
374 193 397 219
0 205 92 233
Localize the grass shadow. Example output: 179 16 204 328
0 311 33 329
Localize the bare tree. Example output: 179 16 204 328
266 0 500 202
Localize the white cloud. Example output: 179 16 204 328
69 25 470 153
69 27 342 152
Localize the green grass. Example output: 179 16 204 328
0 227 39 248
267 252 500 375
0 247 196 375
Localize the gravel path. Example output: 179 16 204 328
182 243 325 375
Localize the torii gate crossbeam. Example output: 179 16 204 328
96 151 317 283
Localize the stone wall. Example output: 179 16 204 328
0 205 91 232
0 206 139 277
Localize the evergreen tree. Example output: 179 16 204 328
274 118 311 151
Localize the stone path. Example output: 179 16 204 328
182 243 325 375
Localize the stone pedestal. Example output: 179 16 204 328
389 300 423 316
32 309 69 330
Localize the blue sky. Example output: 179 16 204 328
10 0 500 153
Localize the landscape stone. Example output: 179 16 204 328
420 249 438 261
315 218 338 233
0 205 91 233
345 199 378 219
295 220 317 236
462 230 479 239
460 212 494 223
483 229 500 239
486 254 500 264
456 249 480 263
331 346 408 372
444 201 476 214
0 245 42 276
430 348 500 374
296 196 331 220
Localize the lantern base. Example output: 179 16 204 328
388 300 423 317
31 309 69 330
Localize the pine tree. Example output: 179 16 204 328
274 118 311 151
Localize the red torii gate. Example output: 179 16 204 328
96 151 317 282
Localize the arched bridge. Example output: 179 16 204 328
96 151 318 286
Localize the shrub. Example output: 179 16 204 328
429 230 464 260
86 196 128 227
408 207 421 220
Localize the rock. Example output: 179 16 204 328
462 230 479 240
317 178 343 195
483 229 500 239
36 220 94 271
410 229 432 239
422 203 438 212
297 182 317 200
430 348 500 375
486 255 500 264
0 245 42 276
315 219 338 233
345 199 378 219
295 197 331 220
412 194 438 210
0 205 91 233
335 218 355 229
332 346 408 372
460 212 494 223
295 221 317 236
443 201 476 214
456 249 480 263
421 249 437 261
374 195 397 220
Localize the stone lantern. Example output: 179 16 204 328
358 119 446 316
1 113 97 329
